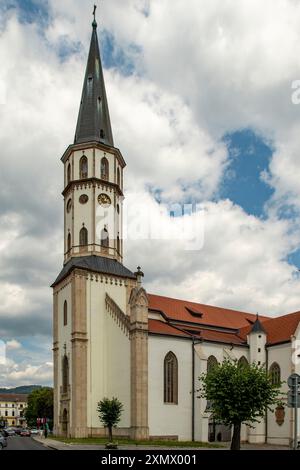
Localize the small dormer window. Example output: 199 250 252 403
100 129 105 139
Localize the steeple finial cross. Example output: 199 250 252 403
92 4 98 29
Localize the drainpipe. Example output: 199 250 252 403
192 337 195 442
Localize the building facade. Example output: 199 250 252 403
52 15 300 445
0 394 27 427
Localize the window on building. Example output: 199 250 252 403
117 168 121 187
80 156 88 179
79 227 88 246
20 404 23 409
101 157 109 181
101 228 109 248
164 352 178 404
269 362 281 386
12 404 14 408
12 411 14 417
238 356 249 367
5 411 8 417
67 233 72 253
62 355 69 394
117 235 120 254
64 300 68 326
207 355 218 373
67 163 71 184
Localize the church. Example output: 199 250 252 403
52 14 300 446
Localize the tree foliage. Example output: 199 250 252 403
24 387 53 428
199 360 281 450
97 397 123 442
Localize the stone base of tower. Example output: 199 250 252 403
130 426 149 440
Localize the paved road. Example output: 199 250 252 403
3 436 49 450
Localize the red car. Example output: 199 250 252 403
20 429 31 437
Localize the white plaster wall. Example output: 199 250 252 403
86 277 131 430
267 343 292 446
148 335 193 440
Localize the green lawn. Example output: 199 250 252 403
51 436 223 448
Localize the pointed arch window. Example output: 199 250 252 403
67 163 71 184
101 228 109 248
238 356 249 368
164 352 178 404
80 156 88 179
79 227 88 246
117 235 120 254
207 355 218 373
62 355 69 394
117 168 121 187
269 362 281 386
63 301 68 326
67 233 72 253
101 157 109 181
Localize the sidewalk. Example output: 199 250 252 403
33 436 290 451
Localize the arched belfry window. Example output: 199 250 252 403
63 301 68 326
117 168 121 187
67 233 71 253
101 157 109 181
101 228 109 248
67 163 71 184
117 235 120 254
79 227 88 246
80 156 88 179
164 352 178 404
62 355 69 394
207 356 218 373
238 356 249 368
269 362 281 386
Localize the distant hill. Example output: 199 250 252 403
0 385 43 395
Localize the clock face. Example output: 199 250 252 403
98 193 111 207
79 194 89 204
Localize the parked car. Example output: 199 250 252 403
20 429 31 437
30 429 39 435
13 427 22 435
4 428 15 436
0 432 8 449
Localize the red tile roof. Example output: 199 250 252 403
148 294 265 330
239 311 300 345
148 294 300 346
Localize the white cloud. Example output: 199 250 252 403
1 1 300 385
6 339 21 351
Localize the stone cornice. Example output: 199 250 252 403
62 177 124 198
61 141 126 168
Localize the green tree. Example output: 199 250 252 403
24 387 53 429
199 360 281 450
97 397 123 442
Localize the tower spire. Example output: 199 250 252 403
74 6 114 147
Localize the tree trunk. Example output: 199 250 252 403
230 423 241 450
108 426 113 442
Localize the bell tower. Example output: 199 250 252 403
62 10 124 264
52 8 147 439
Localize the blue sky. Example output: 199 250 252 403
1 0 300 386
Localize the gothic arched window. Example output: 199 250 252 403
238 356 249 368
63 301 68 326
67 233 71 253
79 227 88 246
67 163 71 184
101 157 109 181
117 235 120 254
62 355 69 394
164 352 178 404
269 362 281 386
117 168 121 187
207 356 218 373
80 156 88 179
101 228 109 248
